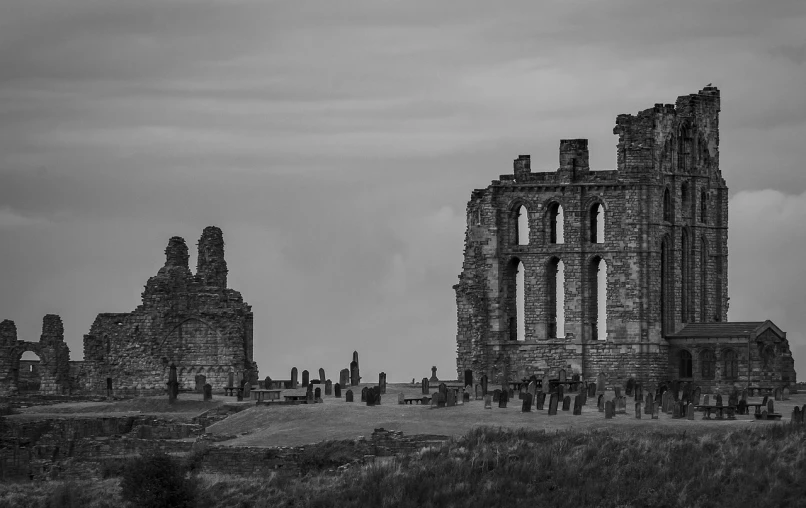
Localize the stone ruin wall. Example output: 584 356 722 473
74 226 255 394
0 226 255 396
456 86 735 388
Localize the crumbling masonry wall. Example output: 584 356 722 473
0 316 72 396
73 226 255 394
455 86 741 386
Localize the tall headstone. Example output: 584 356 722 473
587 382 596 398
542 374 551 394
361 386 368 402
499 390 508 408
768 399 775 414
340 369 349 388
527 381 537 397
536 392 546 410
687 403 695 420
203 383 212 402
318 368 326 384
290 367 298 389
605 400 614 419
596 373 606 395
562 396 571 411
447 389 456 407
350 361 360 386
645 393 653 415
597 394 604 412
242 380 251 399
314 387 322 403
475 384 482 400
493 389 501 403
366 389 375 406
167 363 179 404
430 366 439 383
558 384 565 401
379 372 387 394
345 389 353 402
325 380 333 396
334 382 341 398
573 395 583 415
635 401 641 419
626 378 635 397
302 370 309 388
651 401 659 419
548 393 558 416
522 395 532 412
422 378 430 395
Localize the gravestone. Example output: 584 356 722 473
672 402 681 419
325 380 333 396
548 393 558 416
542 374 551 394
572 373 580 393
481 374 488 395
635 401 641 419
236 381 244 401
350 361 360 386
438 392 446 408
579 388 587 406
605 400 614 419
340 369 349 388
306 389 314 404
302 370 309 388
439 383 447 396
522 395 532 412
463 391 470 403
587 382 596 398
361 387 368 402
335 383 341 398
228 371 235 390
562 396 571 411
167 364 179 404
291 367 298 389
422 378 429 395
703 394 710 406
345 389 353 402
792 406 802 424
692 387 702 405
508 388 515 400
447 389 456 407
493 389 501 402
558 369 567 383
768 399 775 414
430 366 439 383
431 393 439 408
661 392 669 413
762 395 769 406
681 382 691 403
783 388 790 400
398 393 405 405
671 380 680 401
499 390 508 408
614 386 622 398
319 368 326 383
596 373 606 395
651 401 659 419
573 395 583 415
644 393 653 415
597 394 604 412
626 378 635 397
617 397 627 414
366 389 375 406
557 384 564 401
203 383 212 401
715 394 723 407
687 403 695 420
475 384 482 400
484 395 492 409
536 392 546 410
195 375 206 393
379 372 387 394
728 391 738 407
741 389 748 402
635 383 643 403
737 400 747 415
774 388 782 401
314 387 322 403
528 381 537 396
761 410 768 420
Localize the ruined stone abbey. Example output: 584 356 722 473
455 86 796 391
0 226 255 396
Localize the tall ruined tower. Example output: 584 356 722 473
455 86 728 385
197 226 228 288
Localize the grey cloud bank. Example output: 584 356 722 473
1 0 805 381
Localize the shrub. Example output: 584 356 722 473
119 452 197 508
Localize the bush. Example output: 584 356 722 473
120 452 197 508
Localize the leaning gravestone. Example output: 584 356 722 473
522 395 532 412
319 368 326 384
345 389 353 402
447 390 456 407
361 387 368 402
536 392 546 410
597 394 604 412
484 395 492 409
325 380 333 396
605 400 616 420
528 381 537 397
334 383 342 398
203 383 212 402
573 395 582 415
562 396 571 411
548 393 558 416
242 381 251 399
596 373 606 395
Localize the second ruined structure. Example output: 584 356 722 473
454 86 796 391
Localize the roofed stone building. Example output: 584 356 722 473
454 86 796 390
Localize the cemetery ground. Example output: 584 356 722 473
2 384 806 507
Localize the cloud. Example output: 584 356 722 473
769 43 806 65
0 207 50 229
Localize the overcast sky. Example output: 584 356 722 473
1 0 805 383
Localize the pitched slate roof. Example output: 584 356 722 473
669 322 765 338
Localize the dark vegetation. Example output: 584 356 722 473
2 425 806 508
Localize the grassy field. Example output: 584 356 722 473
2 424 805 507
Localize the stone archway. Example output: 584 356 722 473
0 316 72 396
